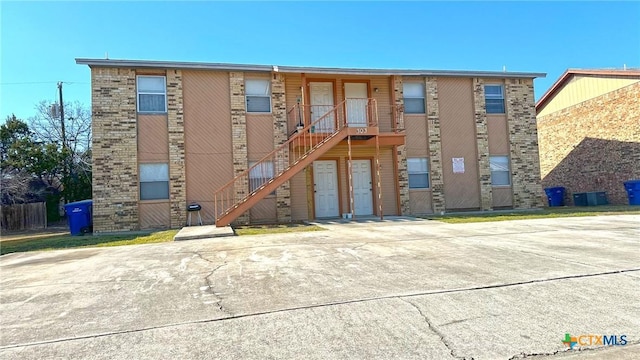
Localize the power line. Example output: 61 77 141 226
0 81 89 85
1 81 59 85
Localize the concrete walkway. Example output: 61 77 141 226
173 215 417 241
173 224 235 240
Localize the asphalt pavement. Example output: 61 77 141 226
1 215 639 359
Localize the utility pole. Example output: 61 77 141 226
58 82 66 150
58 82 68 203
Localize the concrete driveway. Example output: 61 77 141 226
1 215 639 359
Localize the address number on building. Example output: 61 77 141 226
356 128 368 134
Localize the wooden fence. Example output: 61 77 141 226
1 202 47 231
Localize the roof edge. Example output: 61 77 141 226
75 58 546 79
75 58 273 72
536 68 640 111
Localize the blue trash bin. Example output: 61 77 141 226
544 187 565 207
623 180 640 206
64 200 93 236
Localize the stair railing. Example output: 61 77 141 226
214 100 349 222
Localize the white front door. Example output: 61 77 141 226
344 83 368 127
313 160 339 218
351 160 373 215
309 82 335 133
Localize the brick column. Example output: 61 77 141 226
272 73 291 223
229 72 250 224
473 79 493 211
167 70 187 227
394 76 410 214
506 78 543 208
91 68 138 233
393 76 405 131
425 77 445 213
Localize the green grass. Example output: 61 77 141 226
421 205 640 224
233 223 326 236
0 230 178 255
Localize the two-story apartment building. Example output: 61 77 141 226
76 58 545 233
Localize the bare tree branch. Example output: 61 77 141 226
1 169 39 205
29 100 92 154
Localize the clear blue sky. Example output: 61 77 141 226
1 1 639 121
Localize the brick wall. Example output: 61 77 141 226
229 72 250 224
272 73 291 222
538 82 640 205
506 78 543 208
394 76 410 214
91 68 139 233
425 77 445 213
167 70 187 227
473 78 493 210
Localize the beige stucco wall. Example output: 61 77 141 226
183 70 234 224
538 75 640 117
439 77 481 210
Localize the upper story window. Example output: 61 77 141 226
245 79 271 113
407 157 430 189
403 82 426 114
137 76 167 113
485 84 505 114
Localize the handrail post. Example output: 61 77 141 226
392 105 396 133
374 99 378 126
301 85 306 127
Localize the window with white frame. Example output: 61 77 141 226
407 158 430 189
490 156 511 186
140 163 169 200
137 76 167 113
485 84 505 114
249 161 274 193
245 79 271 113
403 82 426 114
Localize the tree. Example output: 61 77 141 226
1 98 93 208
1 115 61 205
30 100 91 156
1 115 31 165
29 100 92 203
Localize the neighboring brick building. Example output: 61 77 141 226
77 58 545 233
536 69 640 205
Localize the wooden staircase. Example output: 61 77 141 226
214 100 369 227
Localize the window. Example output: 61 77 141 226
490 156 510 186
485 85 505 114
137 76 167 113
408 158 429 189
245 79 271 113
403 83 426 114
249 161 274 193
140 163 169 200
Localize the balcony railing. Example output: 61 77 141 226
288 98 379 132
